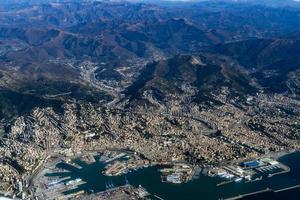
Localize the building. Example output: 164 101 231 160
268 160 279 166
241 160 260 168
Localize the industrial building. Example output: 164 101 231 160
241 160 260 168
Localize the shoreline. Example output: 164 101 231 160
22 148 300 200
222 150 300 200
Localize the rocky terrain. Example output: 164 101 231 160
1 0 300 104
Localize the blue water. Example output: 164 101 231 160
46 152 300 200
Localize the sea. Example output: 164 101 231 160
46 151 300 200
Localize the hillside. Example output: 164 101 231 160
122 54 257 109
209 35 300 94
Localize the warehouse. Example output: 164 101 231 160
241 161 260 168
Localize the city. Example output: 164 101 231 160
0 0 300 200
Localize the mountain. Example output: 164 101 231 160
0 0 300 117
1 1 300 199
122 54 257 109
208 34 300 94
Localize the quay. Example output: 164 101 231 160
104 153 126 164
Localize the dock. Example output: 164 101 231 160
245 176 262 183
104 153 126 164
217 180 234 187
69 163 83 169
268 163 290 177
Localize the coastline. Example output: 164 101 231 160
17 148 300 200
223 150 300 200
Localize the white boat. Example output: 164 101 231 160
234 177 243 182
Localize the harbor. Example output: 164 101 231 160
27 150 300 200
210 155 291 187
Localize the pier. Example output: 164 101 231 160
268 163 290 177
217 180 234 187
104 153 126 164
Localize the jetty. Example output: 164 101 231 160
224 188 272 200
